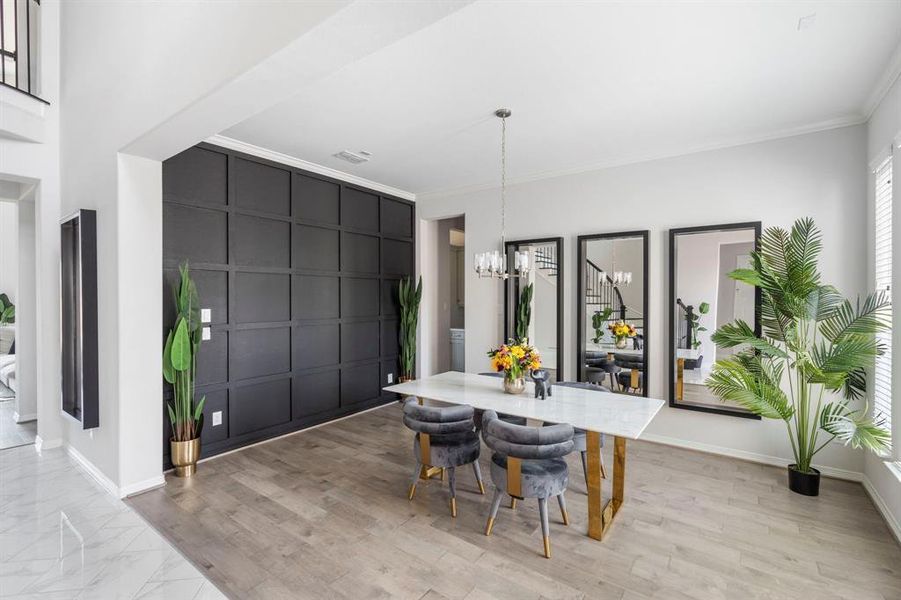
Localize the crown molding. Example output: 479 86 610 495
417 114 866 201
205 135 416 202
864 41 901 120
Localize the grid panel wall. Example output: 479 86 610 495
161 143 414 464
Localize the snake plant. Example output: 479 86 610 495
163 263 205 441
707 218 891 473
515 283 534 342
0 294 14 325
399 276 422 380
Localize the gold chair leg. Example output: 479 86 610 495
408 483 416 501
543 536 551 559
478 480 486 495
510 497 517 509
485 516 495 536
450 497 457 518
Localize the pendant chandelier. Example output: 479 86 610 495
473 108 530 279
598 242 632 286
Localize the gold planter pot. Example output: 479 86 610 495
170 437 200 478
503 377 526 395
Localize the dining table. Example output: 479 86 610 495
384 371 665 541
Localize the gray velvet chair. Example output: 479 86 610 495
402 398 485 517
481 410 574 558
551 381 609 486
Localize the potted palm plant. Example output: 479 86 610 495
163 263 206 477
708 218 891 496
398 276 422 383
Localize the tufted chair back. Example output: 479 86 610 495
482 410 573 460
402 398 474 437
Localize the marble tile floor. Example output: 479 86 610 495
0 444 227 599
0 401 36 451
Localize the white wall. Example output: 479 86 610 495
57 0 348 493
418 124 869 477
0 201 17 302
0 0 63 450
865 72 901 542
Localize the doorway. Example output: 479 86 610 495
0 185 37 450
419 215 465 376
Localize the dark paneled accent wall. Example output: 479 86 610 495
162 143 414 463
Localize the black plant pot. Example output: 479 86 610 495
787 465 820 496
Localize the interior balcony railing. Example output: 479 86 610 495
0 0 46 103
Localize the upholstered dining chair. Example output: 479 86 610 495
549 381 609 486
614 353 644 395
481 410 574 558
402 398 485 517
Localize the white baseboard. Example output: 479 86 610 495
862 475 901 546
65 444 120 498
640 433 863 482
119 475 165 498
65 444 166 499
13 411 36 423
34 435 62 451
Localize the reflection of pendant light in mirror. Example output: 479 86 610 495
609 241 632 286
473 108 530 279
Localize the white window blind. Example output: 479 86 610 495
874 156 892 447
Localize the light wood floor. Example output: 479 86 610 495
128 403 901 600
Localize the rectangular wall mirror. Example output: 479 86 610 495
504 237 563 380
576 231 648 396
669 222 761 418
61 209 99 428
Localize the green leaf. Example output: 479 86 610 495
706 358 793 421
710 321 787 358
162 330 176 384
806 285 842 322
820 291 891 343
170 318 192 371
166 402 177 429
820 403 891 453
728 268 762 288
193 395 206 422
698 302 710 314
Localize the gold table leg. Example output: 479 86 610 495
587 432 627 541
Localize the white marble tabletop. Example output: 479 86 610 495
384 371 664 440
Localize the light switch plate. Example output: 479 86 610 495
212 411 222 426
387 373 394 384
201 308 211 323
202 326 211 341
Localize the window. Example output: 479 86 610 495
874 155 892 452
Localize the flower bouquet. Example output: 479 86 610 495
608 320 637 349
487 340 541 394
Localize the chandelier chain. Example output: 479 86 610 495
500 115 506 248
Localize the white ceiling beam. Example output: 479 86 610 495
122 0 473 164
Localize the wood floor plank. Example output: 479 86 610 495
127 403 901 600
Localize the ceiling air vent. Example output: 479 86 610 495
333 150 371 165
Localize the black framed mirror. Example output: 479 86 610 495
504 237 564 381
669 222 762 418
576 231 649 396
61 209 99 429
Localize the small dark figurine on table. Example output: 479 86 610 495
531 369 552 400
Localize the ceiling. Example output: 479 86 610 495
223 1 901 196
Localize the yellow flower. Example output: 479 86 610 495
511 346 525 359
530 359 541 370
